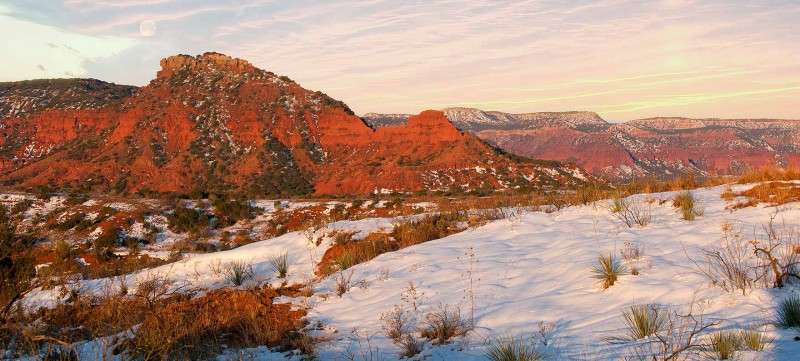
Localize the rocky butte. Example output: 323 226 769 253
0 52 589 197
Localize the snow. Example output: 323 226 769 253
16 184 800 360
306 185 800 360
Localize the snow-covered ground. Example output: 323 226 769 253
306 184 800 360
18 184 800 360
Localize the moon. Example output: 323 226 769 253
139 20 157 37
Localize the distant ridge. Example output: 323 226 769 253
364 108 800 181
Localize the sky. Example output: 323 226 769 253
2 0 799 121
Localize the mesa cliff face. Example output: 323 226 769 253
0 53 589 196
364 108 800 181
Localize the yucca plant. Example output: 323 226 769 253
485 336 544 361
706 331 741 360
592 254 627 289
269 251 289 279
222 260 254 286
621 304 665 340
776 295 800 328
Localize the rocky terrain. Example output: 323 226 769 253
0 53 588 197
364 108 800 181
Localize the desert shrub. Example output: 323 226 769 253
270 251 289 279
691 227 760 295
167 205 210 234
620 302 721 360
420 304 469 344
211 198 257 227
52 212 86 231
64 193 89 206
334 270 353 296
705 331 741 360
574 185 606 205
776 295 800 328
93 227 121 261
620 241 643 262
333 230 356 245
619 304 665 341
592 254 626 289
673 191 702 221
9 199 33 216
485 335 544 361
720 187 735 202
380 305 411 342
398 334 424 358
222 260 255 286
231 230 254 248
0 205 38 321
53 239 74 262
380 304 423 358
609 197 651 227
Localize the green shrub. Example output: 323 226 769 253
211 198 257 227
167 206 209 234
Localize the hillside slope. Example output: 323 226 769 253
0 53 589 196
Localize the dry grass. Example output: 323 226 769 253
318 213 467 276
728 182 800 209
14 284 311 360
130 287 308 360
736 166 800 184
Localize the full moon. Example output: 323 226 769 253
139 20 156 37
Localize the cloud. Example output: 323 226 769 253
0 9 137 81
3 0 800 120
